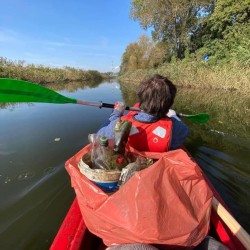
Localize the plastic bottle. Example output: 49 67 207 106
94 136 113 169
114 119 132 155
111 154 128 171
93 135 130 171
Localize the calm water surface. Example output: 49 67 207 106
0 80 249 249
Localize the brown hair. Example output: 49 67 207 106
136 74 177 117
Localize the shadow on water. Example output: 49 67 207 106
0 79 249 249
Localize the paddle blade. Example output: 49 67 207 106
0 78 77 104
179 113 210 124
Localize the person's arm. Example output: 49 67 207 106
97 102 126 139
109 109 123 122
167 109 189 150
97 119 119 139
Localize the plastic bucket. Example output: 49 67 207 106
78 158 121 193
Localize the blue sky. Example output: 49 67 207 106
0 0 147 72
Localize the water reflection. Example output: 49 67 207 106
120 80 250 139
43 79 103 92
0 79 249 249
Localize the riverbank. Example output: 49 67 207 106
1 56 249 94
0 57 111 84
118 60 250 95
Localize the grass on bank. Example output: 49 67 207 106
118 60 250 95
0 57 111 84
1 56 249 94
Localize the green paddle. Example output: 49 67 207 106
178 113 209 124
0 78 209 123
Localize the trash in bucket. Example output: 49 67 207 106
78 157 121 192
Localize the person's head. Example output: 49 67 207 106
136 74 177 117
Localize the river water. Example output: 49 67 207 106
0 79 249 249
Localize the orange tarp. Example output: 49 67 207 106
66 145 213 248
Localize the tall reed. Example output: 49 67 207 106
0 57 105 84
119 60 250 95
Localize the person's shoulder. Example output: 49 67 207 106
170 117 189 133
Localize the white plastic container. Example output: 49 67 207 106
78 157 121 193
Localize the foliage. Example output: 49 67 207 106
120 35 168 73
191 0 250 64
119 0 250 87
130 0 214 58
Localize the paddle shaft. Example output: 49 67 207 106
212 197 250 249
77 100 139 111
77 101 209 123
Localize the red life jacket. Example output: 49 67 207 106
121 108 173 152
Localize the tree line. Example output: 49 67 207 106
120 0 250 74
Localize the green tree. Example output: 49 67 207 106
120 35 169 73
193 0 250 63
120 42 141 73
130 0 214 59
148 41 170 67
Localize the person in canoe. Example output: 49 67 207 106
97 74 229 250
97 74 189 152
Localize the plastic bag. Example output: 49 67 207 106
66 145 213 247
118 156 154 187
88 133 102 168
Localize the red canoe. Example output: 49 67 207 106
50 143 248 250
50 178 246 250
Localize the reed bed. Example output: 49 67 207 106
119 60 250 95
0 57 104 84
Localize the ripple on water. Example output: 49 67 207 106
1 170 35 184
1 166 60 185
17 171 35 181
